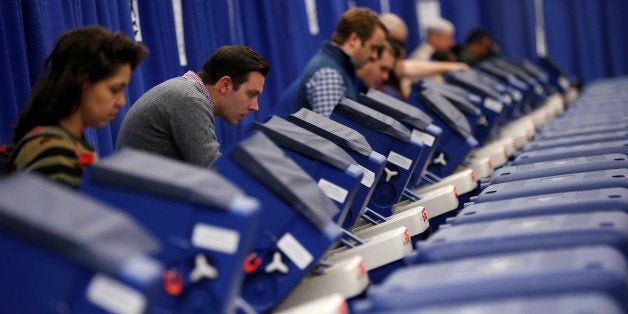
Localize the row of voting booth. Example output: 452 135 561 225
1 54 626 313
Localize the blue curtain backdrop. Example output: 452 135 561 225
1 0 625 157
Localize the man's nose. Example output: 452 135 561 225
248 100 259 111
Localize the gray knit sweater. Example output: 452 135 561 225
116 76 221 168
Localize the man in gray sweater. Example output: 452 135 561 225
116 45 269 167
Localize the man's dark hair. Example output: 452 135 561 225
199 45 269 90
386 37 406 60
332 7 388 46
465 28 491 45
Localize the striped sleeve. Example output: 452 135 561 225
12 135 85 188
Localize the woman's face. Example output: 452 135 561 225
78 64 132 128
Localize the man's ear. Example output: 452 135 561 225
348 32 361 48
218 76 232 94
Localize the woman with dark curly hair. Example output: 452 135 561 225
8 25 148 187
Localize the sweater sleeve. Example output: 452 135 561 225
169 95 221 168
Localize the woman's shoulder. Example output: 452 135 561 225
14 126 94 162
10 125 96 187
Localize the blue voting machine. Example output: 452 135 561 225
475 168 628 203
485 153 628 185
0 173 163 314
453 187 627 225
329 97 425 217
286 108 387 229
250 116 363 227
409 211 628 263
353 246 628 312
81 149 261 313
213 132 343 312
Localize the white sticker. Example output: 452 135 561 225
318 178 348 203
529 195 563 203
171 0 187 66
357 165 375 188
541 175 574 183
503 95 512 105
484 98 503 113
192 223 240 254
411 129 435 147
277 233 313 270
509 219 552 230
304 0 319 35
512 90 523 102
387 151 413 170
129 0 142 42
86 274 146 314
548 159 576 167
559 76 570 90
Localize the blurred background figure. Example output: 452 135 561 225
454 28 499 66
379 14 467 99
274 7 387 117
409 18 456 61
357 37 401 94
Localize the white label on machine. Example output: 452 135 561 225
278 233 313 270
484 98 503 113
192 223 240 254
512 90 523 102
86 274 146 314
411 129 435 147
527 195 563 204
541 174 574 183
357 165 375 187
509 219 552 230
318 178 348 203
503 94 512 105
559 76 570 90
387 151 412 170
546 158 577 167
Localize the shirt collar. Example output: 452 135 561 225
183 71 214 110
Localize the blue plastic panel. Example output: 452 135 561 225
476 168 628 203
412 211 628 263
456 188 627 224
354 246 628 312
488 153 628 185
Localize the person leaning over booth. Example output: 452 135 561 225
378 13 468 100
356 37 400 93
274 7 387 117
116 45 269 168
7 25 148 188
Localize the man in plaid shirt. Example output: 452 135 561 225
275 7 387 117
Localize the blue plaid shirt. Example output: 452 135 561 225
305 67 346 117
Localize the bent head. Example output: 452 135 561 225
217 71 265 125
201 45 269 125
357 45 396 91
79 63 132 128
426 19 455 51
332 7 388 68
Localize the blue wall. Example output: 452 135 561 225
1 0 625 155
